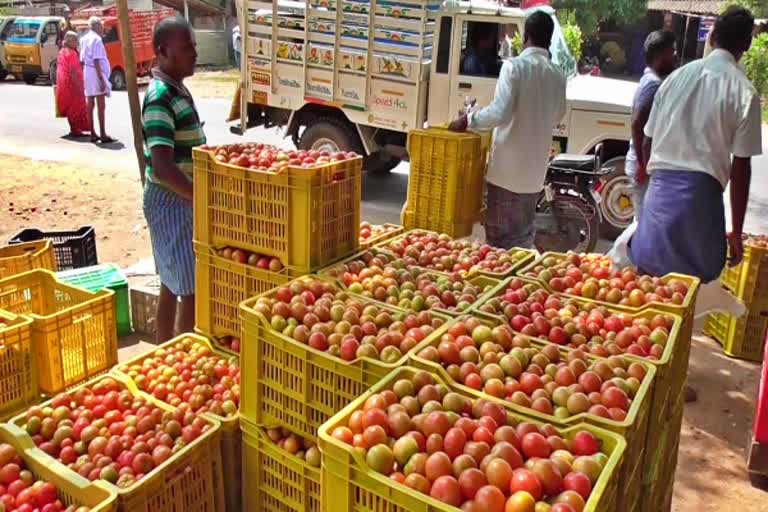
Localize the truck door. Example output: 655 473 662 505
447 17 522 119
39 20 60 73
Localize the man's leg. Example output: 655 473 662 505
156 284 178 343
178 295 195 335
504 191 539 249
485 183 514 249
86 96 97 141
96 95 107 139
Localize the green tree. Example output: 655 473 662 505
559 11 584 63
743 33 768 94
552 0 646 36
724 0 768 18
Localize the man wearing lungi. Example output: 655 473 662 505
80 17 114 144
142 17 205 342
630 5 762 285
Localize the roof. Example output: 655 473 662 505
647 0 724 15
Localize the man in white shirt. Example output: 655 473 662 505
449 11 566 249
630 6 762 283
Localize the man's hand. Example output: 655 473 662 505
635 164 647 185
727 232 744 267
448 115 468 133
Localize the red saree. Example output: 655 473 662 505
56 47 89 134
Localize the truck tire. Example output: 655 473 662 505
110 69 126 91
299 117 364 157
23 73 37 85
598 157 634 240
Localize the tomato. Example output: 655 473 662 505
475 485 506 512
510 469 543 501
429 475 461 506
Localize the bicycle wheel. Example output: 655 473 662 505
534 194 599 253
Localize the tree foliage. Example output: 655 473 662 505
559 11 584 63
743 33 768 95
724 0 768 18
551 0 646 36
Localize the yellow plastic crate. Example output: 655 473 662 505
721 241 768 313
194 241 295 346
706 311 768 362
238 275 451 440
410 313 655 512
0 425 117 511
193 149 361 273
114 333 241 512
401 208 480 239
0 239 57 279
359 223 404 250
405 128 487 225
10 372 226 512
642 396 684 512
0 310 36 419
241 418 321 512
318 366 625 512
0 269 117 395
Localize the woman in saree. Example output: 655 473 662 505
56 31 89 137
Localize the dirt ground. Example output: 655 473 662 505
2 75 768 507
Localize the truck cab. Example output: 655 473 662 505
0 16 17 81
238 1 636 233
3 16 64 84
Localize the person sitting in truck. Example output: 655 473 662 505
461 22 501 76
449 10 566 249
142 16 205 343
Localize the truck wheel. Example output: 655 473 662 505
598 158 634 240
49 61 57 85
110 69 126 91
23 73 38 85
299 117 363 157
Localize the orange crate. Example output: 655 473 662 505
9 372 226 512
0 269 117 395
0 240 56 279
193 149 361 272
194 241 295 345
0 425 117 511
0 310 35 420
115 333 241 512
241 418 321 512
238 275 451 440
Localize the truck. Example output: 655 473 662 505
0 16 17 81
68 6 175 90
2 16 64 84
235 0 637 235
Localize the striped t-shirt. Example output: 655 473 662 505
142 77 206 187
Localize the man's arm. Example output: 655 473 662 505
728 157 751 266
151 146 193 201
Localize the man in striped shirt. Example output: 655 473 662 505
142 17 205 342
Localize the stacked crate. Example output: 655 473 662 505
192 145 362 353
402 129 489 238
705 237 768 361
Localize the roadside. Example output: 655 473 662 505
184 68 240 99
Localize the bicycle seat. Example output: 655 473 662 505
550 154 596 172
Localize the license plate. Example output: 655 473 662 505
10 65 22 73
590 188 603 204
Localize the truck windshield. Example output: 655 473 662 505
6 21 42 43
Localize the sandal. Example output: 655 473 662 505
90 136 101 143
98 136 116 144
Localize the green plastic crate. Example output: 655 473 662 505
57 263 130 336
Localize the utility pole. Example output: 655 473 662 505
115 0 146 185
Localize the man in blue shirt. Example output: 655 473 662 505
624 30 677 221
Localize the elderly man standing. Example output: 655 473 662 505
631 6 762 284
80 17 114 144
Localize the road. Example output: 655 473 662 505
1 80 767 235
